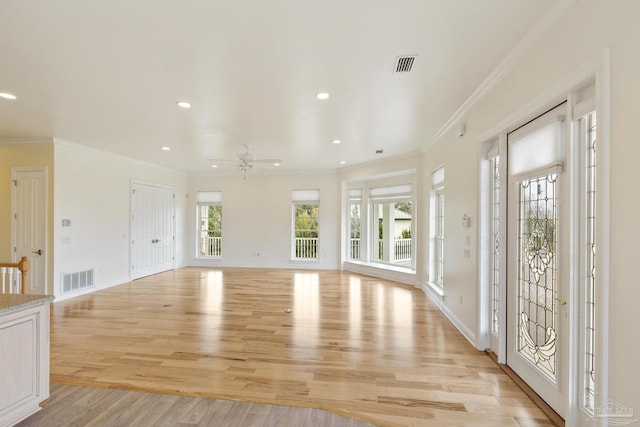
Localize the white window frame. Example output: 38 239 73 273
347 189 362 261
429 167 445 294
196 191 222 259
292 190 320 261
575 107 598 416
368 184 414 270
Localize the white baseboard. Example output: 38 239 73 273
420 283 478 349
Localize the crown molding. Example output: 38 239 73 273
427 0 578 148
0 137 54 145
52 138 188 175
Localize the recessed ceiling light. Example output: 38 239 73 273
332 139 341 144
0 92 17 100
161 146 171 151
340 161 347 165
274 162 281 166
211 164 218 168
177 101 191 108
316 92 330 100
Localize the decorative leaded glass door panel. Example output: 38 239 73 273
506 104 568 418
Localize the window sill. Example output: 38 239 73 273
426 281 444 297
345 260 415 274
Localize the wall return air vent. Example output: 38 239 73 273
394 55 417 73
61 268 95 294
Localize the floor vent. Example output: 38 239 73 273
394 55 417 73
61 269 95 294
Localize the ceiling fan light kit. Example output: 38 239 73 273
210 144 282 180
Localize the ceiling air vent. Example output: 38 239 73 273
394 55 417 73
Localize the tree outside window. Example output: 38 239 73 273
199 204 222 257
294 204 318 259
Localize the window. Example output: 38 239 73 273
490 154 501 335
348 189 362 260
430 167 445 291
580 110 597 414
369 184 413 268
197 191 222 258
292 190 320 260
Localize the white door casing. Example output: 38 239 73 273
12 167 47 294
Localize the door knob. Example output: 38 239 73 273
32 249 43 256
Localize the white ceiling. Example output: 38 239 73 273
0 0 557 174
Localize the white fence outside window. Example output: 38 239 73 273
295 237 318 259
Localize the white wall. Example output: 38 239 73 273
188 172 339 269
425 0 640 418
53 140 188 299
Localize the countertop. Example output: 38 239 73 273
0 294 54 315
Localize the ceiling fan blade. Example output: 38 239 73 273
253 158 282 164
207 158 237 163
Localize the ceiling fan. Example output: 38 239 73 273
209 144 282 179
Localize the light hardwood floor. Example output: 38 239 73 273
17 383 377 426
42 268 553 426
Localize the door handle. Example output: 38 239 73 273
32 249 43 256
554 298 567 306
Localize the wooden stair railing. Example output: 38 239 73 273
0 256 29 294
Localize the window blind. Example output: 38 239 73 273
369 184 411 200
197 191 222 203
292 189 320 202
508 104 565 181
432 167 445 189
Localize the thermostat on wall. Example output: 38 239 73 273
62 219 71 227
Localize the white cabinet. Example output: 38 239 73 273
0 296 51 427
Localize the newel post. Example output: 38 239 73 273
18 256 29 294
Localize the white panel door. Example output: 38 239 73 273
155 189 175 272
12 168 47 294
131 183 175 280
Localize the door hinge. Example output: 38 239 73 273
132 265 134 270
13 247 17 253
14 213 17 220
12 180 17 186
131 240 135 245
132 189 136 194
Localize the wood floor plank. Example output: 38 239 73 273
17 384 376 427
34 267 555 426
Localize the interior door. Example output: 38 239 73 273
131 183 175 280
12 167 47 294
506 104 568 417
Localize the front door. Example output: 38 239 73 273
506 104 568 417
12 167 47 294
